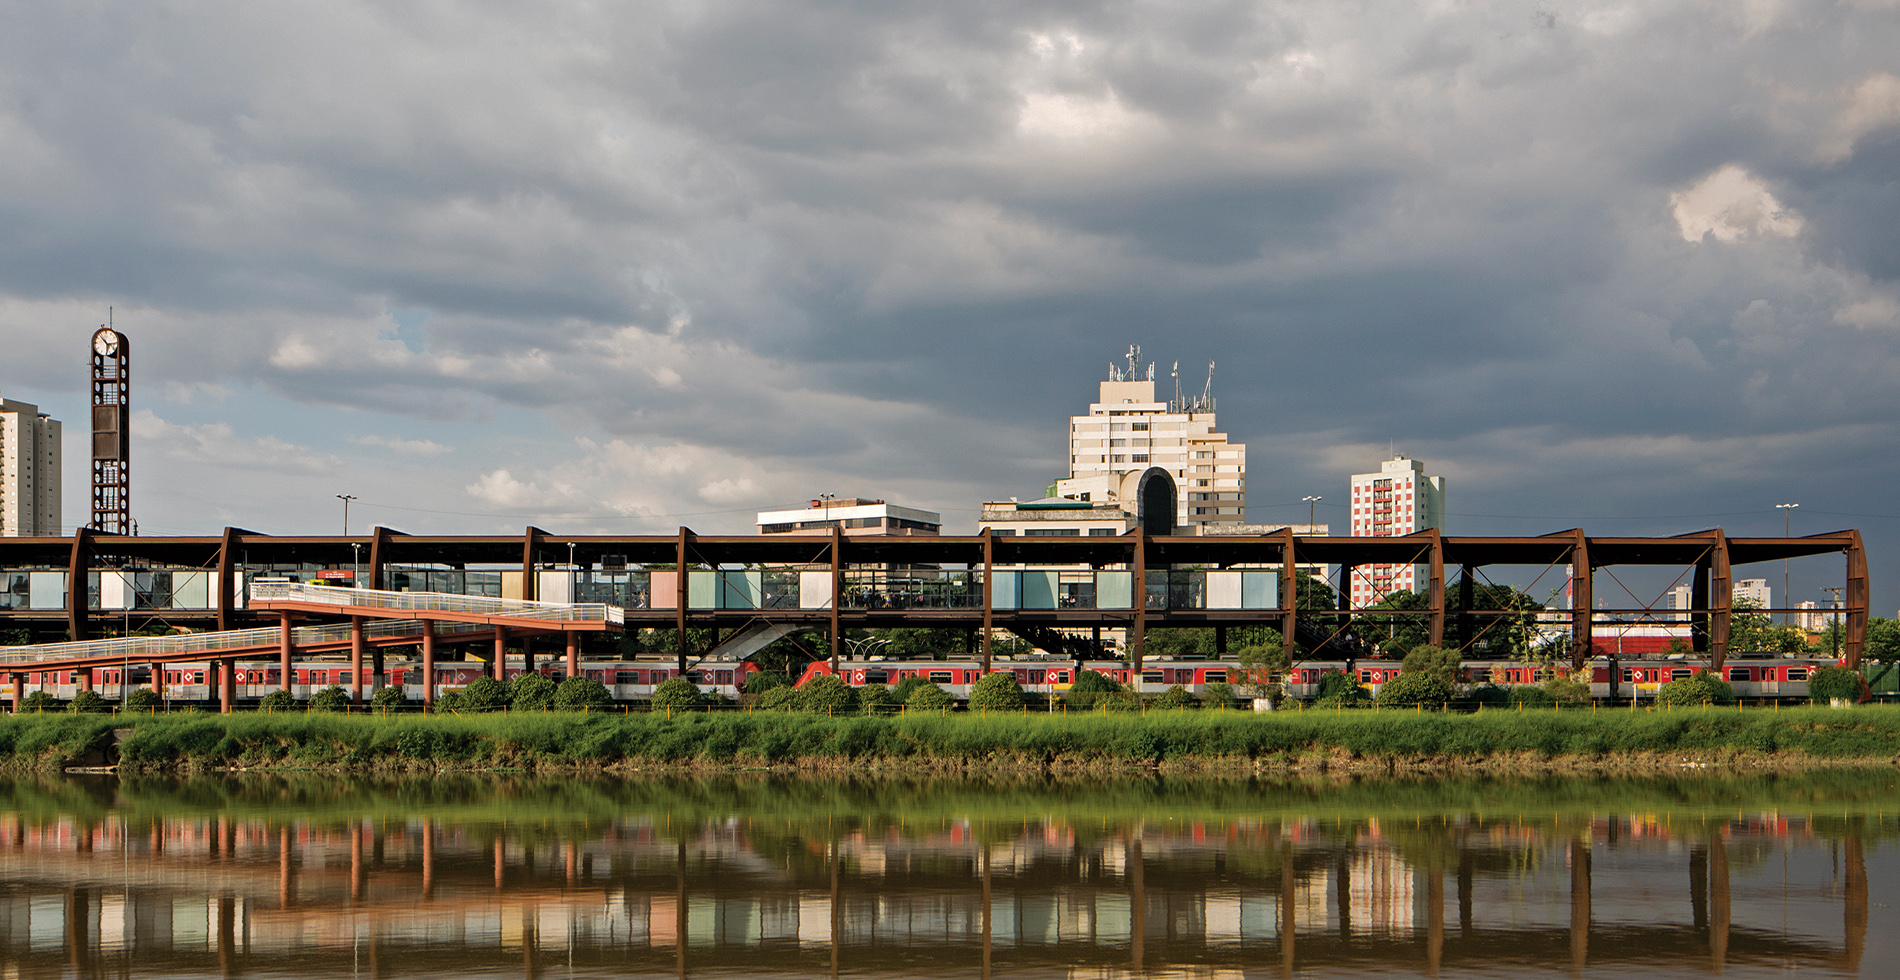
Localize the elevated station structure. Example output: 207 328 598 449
0 525 1870 679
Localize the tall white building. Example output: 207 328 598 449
0 397 61 537
1060 347 1245 531
1347 455 1446 607
1670 579 1773 618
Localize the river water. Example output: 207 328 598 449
0 771 1895 978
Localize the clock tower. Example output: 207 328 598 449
90 326 131 534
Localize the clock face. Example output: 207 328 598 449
93 331 118 356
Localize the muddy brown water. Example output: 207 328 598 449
0 771 1896 978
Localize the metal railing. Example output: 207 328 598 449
250 582 622 624
0 618 492 666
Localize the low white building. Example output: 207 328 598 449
757 498 941 537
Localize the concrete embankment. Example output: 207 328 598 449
2 707 1898 774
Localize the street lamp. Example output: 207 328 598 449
1775 503 1798 624
1302 496 1322 531
819 492 837 528
337 495 357 536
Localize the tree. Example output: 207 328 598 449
1374 672 1454 708
1866 618 1900 663
1201 681 1236 707
259 690 296 712
1808 666 1862 703
1727 598 1805 654
969 672 1026 712
1313 669 1370 708
511 672 557 710
553 676 612 711
743 671 791 695
1144 628 1215 659
1401 645 1461 684
1152 685 1199 710
1236 639 1288 698
371 685 408 709
651 677 704 713
1543 670 1591 703
309 686 351 712
792 674 857 714
459 677 512 712
867 627 973 660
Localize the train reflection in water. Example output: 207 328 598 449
0 779 1886 979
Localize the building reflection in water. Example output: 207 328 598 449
0 780 1887 978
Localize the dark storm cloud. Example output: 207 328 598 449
1 0 1899 601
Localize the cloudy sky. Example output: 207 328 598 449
2 0 1897 612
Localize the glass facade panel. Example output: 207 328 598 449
1095 571 1133 609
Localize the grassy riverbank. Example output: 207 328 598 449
5 704 1900 773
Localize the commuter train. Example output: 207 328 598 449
0 652 1846 706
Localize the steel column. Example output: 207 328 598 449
350 616 365 706
1711 531 1731 671
980 530 994 671
1131 532 1147 674
1457 564 1474 648
150 662 162 696
278 612 294 693
9 675 20 713
521 526 544 601
675 527 691 674
217 527 245 632
1691 557 1711 653
368 525 393 591
565 632 578 678
1280 528 1297 652
1846 529 1869 669
1569 531 1591 670
220 658 234 713
829 525 843 672
1427 529 1446 647
492 626 508 681
66 527 92 642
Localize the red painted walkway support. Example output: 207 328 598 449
220 658 234 714
9 675 20 713
565 632 577 678
278 613 294 693
492 626 507 681
351 617 366 706
421 619 436 712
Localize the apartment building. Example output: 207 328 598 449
1346 455 1445 607
0 397 61 537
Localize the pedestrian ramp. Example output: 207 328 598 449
692 620 801 666
0 618 492 670
248 581 625 630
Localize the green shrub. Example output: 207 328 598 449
460 676 513 712
553 676 612 711
1063 669 1122 710
1313 688 1371 709
1375 672 1455 708
371 685 408 708
309 686 351 712
1314 669 1360 701
20 690 58 712
1152 685 1199 710
905 683 954 711
757 686 798 711
968 673 1026 712
126 689 163 713
857 684 895 714
1808 666 1861 702
436 690 466 713
1509 685 1556 707
259 689 297 712
68 690 110 714
1464 684 1510 707
651 677 705 713
1094 690 1143 713
1544 672 1591 703
1201 681 1236 708
891 674 936 704
1655 671 1736 706
792 674 857 714
744 671 791 695
511 672 556 711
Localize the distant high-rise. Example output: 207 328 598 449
0 396 62 537
1060 346 1246 531
1347 455 1445 607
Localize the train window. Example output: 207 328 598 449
928 671 953 684
1788 668 1809 681
1204 670 1226 683
651 671 667 682
1056 671 1070 683
716 670 734 685
1359 671 1374 683
1141 672 1163 684
616 672 639 685
1727 668 1749 681
1622 669 1634 682
1671 668 1692 681
866 672 889 685
1469 670 1491 683
338 672 351 684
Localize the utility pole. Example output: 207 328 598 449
337 494 357 536
1821 586 1845 659
1302 496 1322 531
1775 503 1798 624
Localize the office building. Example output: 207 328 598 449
0 397 61 537
1346 455 1445 607
757 498 941 537
1061 347 1245 530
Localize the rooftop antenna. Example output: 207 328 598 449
1170 361 1180 410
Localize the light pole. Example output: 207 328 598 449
1302 496 1322 531
1775 503 1798 624
819 492 837 528
337 495 357 536
568 541 578 604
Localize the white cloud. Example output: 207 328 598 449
1835 294 1900 330
1819 72 1900 163
1670 165 1804 243
351 434 453 456
134 410 338 475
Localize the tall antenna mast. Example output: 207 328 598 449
1170 361 1180 411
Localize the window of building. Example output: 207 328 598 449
1025 528 1080 536
1089 528 1115 536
